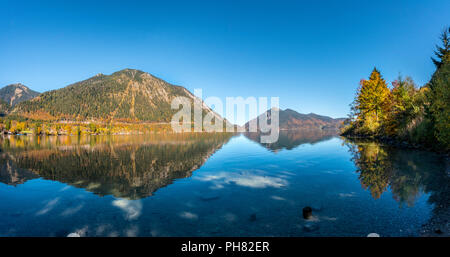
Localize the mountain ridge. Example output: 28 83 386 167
11 68 225 125
5 70 342 132
245 108 345 131
0 83 40 107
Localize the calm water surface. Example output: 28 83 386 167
0 131 447 236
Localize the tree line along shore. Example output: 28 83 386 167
341 28 449 153
0 119 175 135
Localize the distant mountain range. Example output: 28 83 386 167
9 69 223 123
0 83 40 115
2 69 344 132
0 83 40 107
245 108 345 131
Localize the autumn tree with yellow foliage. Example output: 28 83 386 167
343 27 449 152
348 68 391 135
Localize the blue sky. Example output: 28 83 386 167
0 0 448 123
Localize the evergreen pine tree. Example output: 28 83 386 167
431 27 450 69
427 27 450 150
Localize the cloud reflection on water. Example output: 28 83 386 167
36 197 60 216
112 199 142 220
197 171 288 189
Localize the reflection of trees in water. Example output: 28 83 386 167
346 139 450 235
345 139 448 208
245 129 339 151
0 133 233 199
346 142 393 199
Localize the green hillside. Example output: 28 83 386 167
11 69 209 122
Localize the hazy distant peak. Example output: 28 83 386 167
245 108 344 131
0 83 40 107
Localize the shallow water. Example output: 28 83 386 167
0 132 447 237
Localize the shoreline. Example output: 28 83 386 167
341 134 449 157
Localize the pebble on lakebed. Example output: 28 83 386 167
67 232 81 237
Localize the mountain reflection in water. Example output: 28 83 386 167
244 129 339 151
0 131 448 236
0 132 447 205
0 133 233 199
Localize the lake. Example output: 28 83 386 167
0 131 447 237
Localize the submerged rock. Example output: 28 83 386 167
367 233 380 237
249 213 257 222
435 229 443 234
302 206 312 219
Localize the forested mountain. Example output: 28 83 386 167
245 108 344 131
11 69 224 124
0 83 39 107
